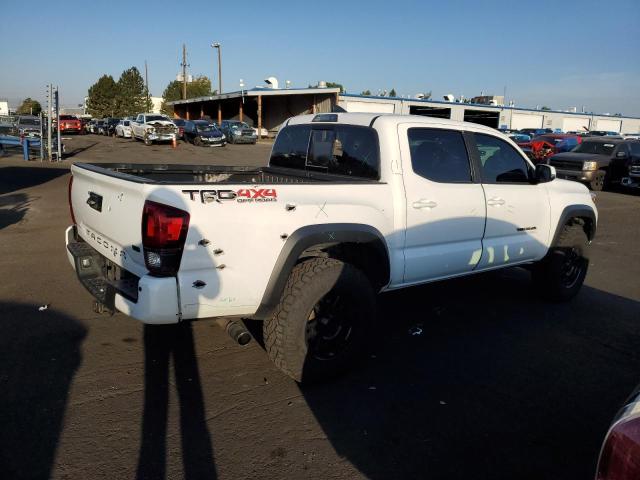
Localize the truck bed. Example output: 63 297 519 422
75 162 379 185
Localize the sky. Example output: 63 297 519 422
1 0 639 115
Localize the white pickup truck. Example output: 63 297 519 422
66 113 597 382
130 113 177 145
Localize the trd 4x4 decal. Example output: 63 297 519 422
182 188 278 204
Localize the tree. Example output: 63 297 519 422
86 75 118 117
541 106 551 111
389 88 397 97
17 98 42 115
361 90 371 96
115 67 148 117
325 82 344 92
160 76 212 115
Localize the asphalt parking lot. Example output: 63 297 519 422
1 133 639 480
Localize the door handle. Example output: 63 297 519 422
412 199 438 209
487 197 506 206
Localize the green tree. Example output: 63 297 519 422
541 106 551 111
16 98 42 115
160 76 212 115
86 75 118 117
361 90 371 96
115 67 148 117
325 81 344 92
389 88 397 97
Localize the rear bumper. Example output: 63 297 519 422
231 135 257 144
65 226 181 324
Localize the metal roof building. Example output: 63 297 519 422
167 87 340 138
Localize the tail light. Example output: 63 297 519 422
597 390 640 479
68 175 76 224
142 200 190 276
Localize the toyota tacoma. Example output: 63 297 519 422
66 113 597 382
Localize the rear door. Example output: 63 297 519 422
399 124 486 283
470 132 550 268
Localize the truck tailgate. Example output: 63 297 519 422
70 164 148 277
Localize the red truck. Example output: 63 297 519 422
58 115 83 134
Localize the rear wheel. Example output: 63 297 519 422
532 219 590 301
263 257 375 383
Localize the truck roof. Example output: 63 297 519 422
287 112 500 135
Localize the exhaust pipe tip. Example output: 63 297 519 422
217 318 252 346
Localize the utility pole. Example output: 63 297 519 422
145 60 150 111
55 86 61 161
181 44 188 100
211 42 222 124
47 84 53 162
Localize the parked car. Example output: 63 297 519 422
529 134 582 163
102 118 120 136
220 120 257 144
622 133 640 140
65 112 596 383
92 119 105 135
620 142 640 189
58 115 82 134
547 138 639 190
16 115 41 137
130 113 177 145
115 119 132 138
183 120 226 146
509 133 534 161
588 131 621 137
596 383 640 479
173 118 186 140
519 128 553 137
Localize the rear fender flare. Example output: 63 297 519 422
253 223 389 319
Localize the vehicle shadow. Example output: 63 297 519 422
0 192 31 230
0 166 68 195
298 268 640 480
136 323 217 480
64 142 99 159
0 302 86 479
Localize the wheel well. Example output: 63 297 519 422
568 216 595 241
298 241 390 291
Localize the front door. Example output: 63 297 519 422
471 132 550 269
399 124 486 284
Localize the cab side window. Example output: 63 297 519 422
474 133 530 183
408 128 472 183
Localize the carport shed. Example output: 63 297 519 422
167 87 340 138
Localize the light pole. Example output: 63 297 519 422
211 42 222 123
239 79 245 122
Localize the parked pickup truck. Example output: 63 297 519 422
130 113 177 145
66 113 597 382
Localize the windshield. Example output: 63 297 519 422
146 115 170 122
230 122 250 129
123 121 130 126
572 141 616 155
197 125 219 132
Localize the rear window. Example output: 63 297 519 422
270 124 380 179
59 115 76 120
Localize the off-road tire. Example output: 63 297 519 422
143 135 152 146
532 219 590 301
589 171 605 191
263 257 375 383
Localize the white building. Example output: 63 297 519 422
0 100 9 116
339 94 640 133
151 96 163 114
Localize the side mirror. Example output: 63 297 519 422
616 151 629 159
535 164 556 183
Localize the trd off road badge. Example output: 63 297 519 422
182 188 278 204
